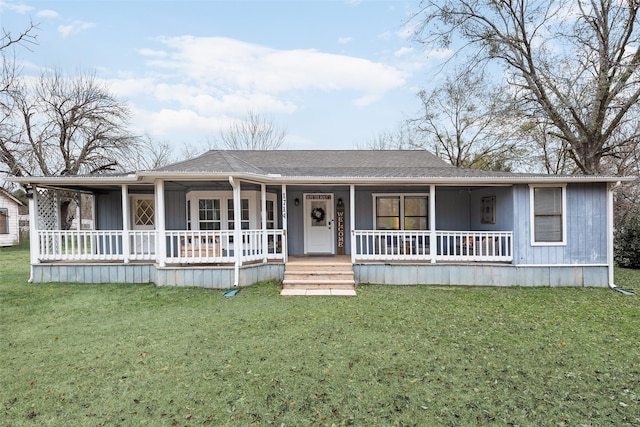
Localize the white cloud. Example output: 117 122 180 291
0 1 33 14
58 21 95 38
37 9 58 18
132 107 230 140
137 48 167 58
106 77 158 98
394 47 414 57
338 36 352 45
424 48 453 60
143 36 406 106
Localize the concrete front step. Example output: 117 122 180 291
285 264 353 272
282 258 356 296
282 282 356 290
284 273 355 281
281 288 357 296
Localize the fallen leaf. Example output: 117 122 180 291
185 413 192 419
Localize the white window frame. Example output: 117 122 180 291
185 190 277 231
372 193 430 230
197 198 222 231
0 208 8 234
130 195 155 230
529 184 567 246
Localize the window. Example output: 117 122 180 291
531 185 566 244
266 200 275 229
186 190 277 231
186 200 191 230
374 194 429 230
227 199 249 230
404 196 428 230
199 199 221 230
376 197 400 230
133 198 155 227
0 208 8 234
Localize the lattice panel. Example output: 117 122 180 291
37 187 59 230
134 199 155 226
36 187 59 254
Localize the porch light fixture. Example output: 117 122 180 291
295 198 300 206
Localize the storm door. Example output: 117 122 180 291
303 193 334 254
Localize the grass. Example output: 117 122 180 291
1 246 639 426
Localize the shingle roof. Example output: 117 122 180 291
155 150 456 177
153 150 551 180
8 150 631 187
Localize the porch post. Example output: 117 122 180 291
350 184 355 264
28 185 40 272
155 179 166 267
282 184 288 263
121 184 130 263
227 176 242 287
607 182 616 287
261 183 267 263
430 184 436 264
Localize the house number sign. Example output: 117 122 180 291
336 199 345 255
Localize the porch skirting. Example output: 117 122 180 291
31 263 285 289
354 263 609 287
30 262 608 288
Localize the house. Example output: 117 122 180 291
0 187 25 247
9 150 633 291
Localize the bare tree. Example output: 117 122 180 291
219 111 286 150
413 0 640 175
1 20 37 52
413 69 526 171
355 121 421 150
0 69 138 228
0 69 136 178
118 135 174 171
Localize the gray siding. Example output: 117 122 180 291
32 263 156 284
512 183 608 265
469 186 514 231
96 191 123 230
435 188 470 230
355 264 608 287
31 262 609 288
31 263 284 289
165 189 187 230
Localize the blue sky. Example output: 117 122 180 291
2 0 452 152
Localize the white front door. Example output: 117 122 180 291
304 193 334 254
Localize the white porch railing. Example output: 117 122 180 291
354 230 432 261
37 230 125 261
435 230 513 262
35 229 285 263
354 230 513 262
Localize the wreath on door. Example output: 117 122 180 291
311 207 325 223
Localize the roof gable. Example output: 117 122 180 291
0 187 24 206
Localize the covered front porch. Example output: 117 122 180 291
27 180 514 268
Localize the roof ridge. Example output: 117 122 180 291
220 151 267 174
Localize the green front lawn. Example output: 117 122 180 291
1 246 639 426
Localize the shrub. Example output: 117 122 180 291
615 217 640 268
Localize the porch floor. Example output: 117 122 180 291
281 255 356 296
